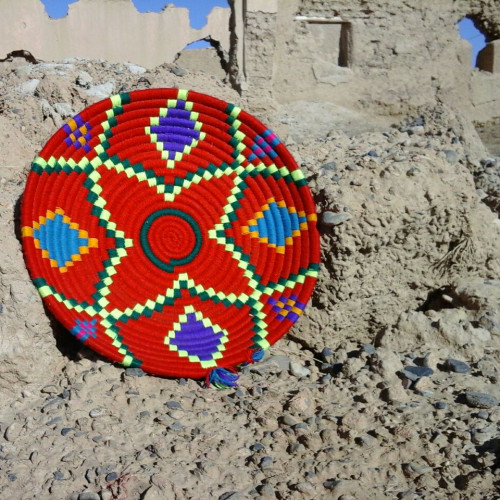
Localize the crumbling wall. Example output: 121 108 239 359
237 0 500 125
0 0 231 70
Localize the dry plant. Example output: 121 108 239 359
432 212 476 277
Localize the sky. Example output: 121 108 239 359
457 17 487 67
40 0 229 47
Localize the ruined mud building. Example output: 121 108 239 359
2 0 500 139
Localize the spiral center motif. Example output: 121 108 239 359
140 208 201 272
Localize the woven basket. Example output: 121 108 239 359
21 88 320 384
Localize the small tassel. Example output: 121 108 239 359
251 348 265 362
206 367 239 389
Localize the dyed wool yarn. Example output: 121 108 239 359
21 89 320 384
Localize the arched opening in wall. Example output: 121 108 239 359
174 39 226 79
457 17 486 68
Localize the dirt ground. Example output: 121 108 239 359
0 55 499 499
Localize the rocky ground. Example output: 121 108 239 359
0 54 499 499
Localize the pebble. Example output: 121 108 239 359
322 211 352 227
445 359 470 373
61 427 74 436
260 456 273 469
251 443 265 452
41 385 59 394
105 472 118 482
258 484 275 498
89 408 106 418
323 479 341 490
464 392 499 409
443 150 458 164
53 102 73 118
169 421 183 431
476 410 489 420
282 414 299 426
125 367 145 377
290 361 310 378
76 71 93 87
170 66 187 77
78 492 100 500
321 347 333 361
250 355 290 374
434 402 447 410
53 471 64 480
123 62 146 74
16 79 39 96
165 401 182 410
5 422 21 442
85 82 114 99
362 344 376 355
46 417 62 426
402 366 433 381
319 161 337 175
294 481 315 494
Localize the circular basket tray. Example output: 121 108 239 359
21 88 320 380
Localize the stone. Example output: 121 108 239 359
123 62 146 74
105 472 118 482
443 150 458 164
445 359 471 373
370 348 404 380
362 344 376 355
282 414 300 426
78 492 100 500
380 385 409 403
321 347 333 361
258 484 275 498
290 361 310 378
294 482 315 494
53 102 74 118
85 82 114 100
319 161 337 176
434 402 447 410
89 408 106 418
251 443 265 452
164 401 182 410
16 79 39 96
260 456 273 469
125 367 145 377
76 71 93 88
41 385 59 394
464 392 499 409
170 66 187 77
249 355 290 374
169 421 183 431
402 366 433 381
322 211 352 227
4 422 21 442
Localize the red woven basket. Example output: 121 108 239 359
21 88 320 385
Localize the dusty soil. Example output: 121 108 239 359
0 55 499 500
